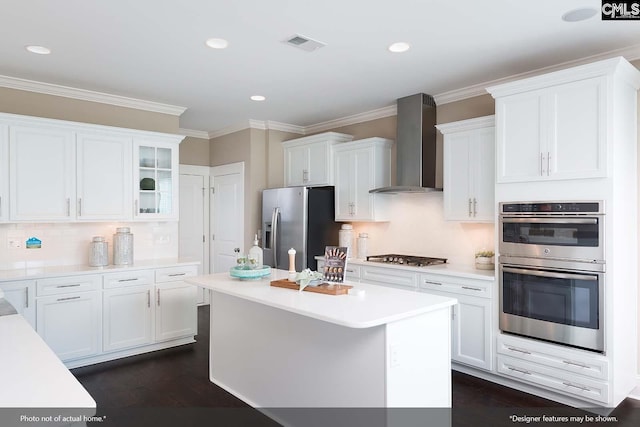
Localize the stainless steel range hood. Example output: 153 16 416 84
370 93 441 194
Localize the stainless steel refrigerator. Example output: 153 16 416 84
262 186 340 272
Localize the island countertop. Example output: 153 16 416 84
186 269 457 329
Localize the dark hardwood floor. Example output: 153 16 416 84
72 306 640 426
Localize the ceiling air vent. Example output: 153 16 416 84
284 34 326 52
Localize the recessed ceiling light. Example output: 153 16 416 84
25 45 51 55
250 95 266 102
562 8 598 22
388 42 410 53
205 38 229 49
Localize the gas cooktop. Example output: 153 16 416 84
366 254 447 267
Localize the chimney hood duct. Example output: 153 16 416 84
370 93 441 194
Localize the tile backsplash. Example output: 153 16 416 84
350 192 494 267
0 222 178 270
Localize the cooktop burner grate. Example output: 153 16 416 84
366 254 447 267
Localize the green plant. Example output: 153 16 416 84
475 250 495 258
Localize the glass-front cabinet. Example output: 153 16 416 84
133 139 179 220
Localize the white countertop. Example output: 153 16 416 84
187 269 457 329
0 258 200 282
316 256 495 281
0 313 96 408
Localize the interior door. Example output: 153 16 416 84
179 173 206 304
211 169 244 273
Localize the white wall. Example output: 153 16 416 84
350 193 494 267
0 222 178 270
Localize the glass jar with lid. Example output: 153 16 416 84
113 227 134 265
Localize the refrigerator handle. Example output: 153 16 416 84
271 207 280 268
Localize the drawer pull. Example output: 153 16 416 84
462 286 482 292
562 382 592 392
562 360 591 369
507 366 531 375
118 278 139 282
25 287 29 308
423 281 442 286
168 273 186 277
507 347 532 355
57 284 81 288
346 269 355 273
147 290 151 308
57 296 81 302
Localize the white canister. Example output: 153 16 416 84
113 227 134 265
89 236 109 267
338 224 354 258
357 233 369 260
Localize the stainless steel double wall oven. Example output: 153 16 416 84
498 201 605 352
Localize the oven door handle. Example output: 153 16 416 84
501 266 598 281
501 217 598 225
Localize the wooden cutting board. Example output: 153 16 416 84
270 279 352 295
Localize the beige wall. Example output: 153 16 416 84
179 136 210 166
266 129 303 188
0 87 179 133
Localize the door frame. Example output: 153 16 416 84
210 162 245 273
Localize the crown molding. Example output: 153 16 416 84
178 128 210 139
434 43 640 105
264 120 305 135
304 104 396 135
0 74 187 116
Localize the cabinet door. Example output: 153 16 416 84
76 132 132 220
284 144 309 186
495 93 544 183
443 133 473 220
155 282 197 342
351 148 374 221
9 125 75 220
471 127 495 221
103 285 154 352
547 77 606 180
0 124 7 221
0 280 36 329
452 294 492 371
306 140 330 186
334 150 354 220
133 140 179 220
36 291 102 361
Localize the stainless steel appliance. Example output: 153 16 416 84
366 254 447 267
262 186 340 272
499 201 604 265
498 201 605 353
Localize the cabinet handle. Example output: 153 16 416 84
562 382 592 392
508 366 531 375
135 200 139 216
78 198 82 216
562 360 591 369
302 169 309 182
118 278 139 282
57 284 81 288
473 198 477 217
345 269 355 273
540 152 544 176
168 273 186 277
25 287 29 309
547 152 551 176
468 198 472 217
147 290 151 308
462 286 482 292
157 289 160 306
423 280 442 286
507 346 531 355
57 296 81 302
66 198 71 217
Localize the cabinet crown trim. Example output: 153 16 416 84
333 137 394 151
282 132 353 147
436 115 495 134
486 56 640 98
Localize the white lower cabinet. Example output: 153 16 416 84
360 266 418 291
419 273 493 371
0 280 36 328
36 289 102 362
496 334 610 404
154 266 198 341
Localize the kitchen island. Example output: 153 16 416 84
186 269 457 413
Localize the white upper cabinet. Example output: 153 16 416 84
76 132 133 221
133 139 179 220
487 58 640 183
283 132 353 187
333 138 393 222
0 124 7 221
438 115 495 222
9 124 76 221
